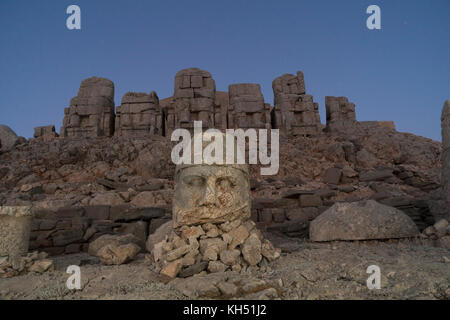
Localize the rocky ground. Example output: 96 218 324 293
1 232 448 300
1 112 448 300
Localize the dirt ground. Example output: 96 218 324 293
0 233 449 300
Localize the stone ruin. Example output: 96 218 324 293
169 68 216 134
325 96 357 133
0 206 34 258
272 71 321 136
29 68 381 141
34 125 58 140
228 84 271 130
115 91 163 137
149 133 280 278
60 77 115 138
1 69 449 288
50 68 352 140
0 206 54 278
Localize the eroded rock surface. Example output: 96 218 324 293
310 200 419 242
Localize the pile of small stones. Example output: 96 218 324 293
0 251 54 278
152 219 281 278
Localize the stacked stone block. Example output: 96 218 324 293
228 84 270 129
61 77 115 137
170 68 216 132
115 91 163 137
272 71 321 136
29 205 169 256
325 96 356 133
33 125 58 139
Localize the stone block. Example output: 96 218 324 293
65 243 82 254
272 71 320 135
34 125 57 139
299 195 323 207
56 207 85 219
149 218 171 234
190 75 203 88
115 91 162 137
324 167 342 185
85 205 110 220
325 96 357 133
110 204 136 222
0 206 34 257
61 77 115 138
259 210 273 223
170 68 215 131
52 228 84 247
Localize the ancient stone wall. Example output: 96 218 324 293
325 96 356 133
30 205 171 256
228 84 270 129
33 125 58 140
51 70 383 140
61 77 115 138
115 92 163 137
168 68 216 134
272 71 321 136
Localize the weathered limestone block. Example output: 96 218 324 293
172 68 216 132
115 91 163 136
0 206 34 258
441 100 450 212
34 125 58 140
325 96 357 133
96 243 141 265
60 77 115 137
228 84 269 129
310 200 419 241
272 71 321 136
88 234 142 257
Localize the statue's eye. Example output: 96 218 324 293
183 176 205 187
216 178 235 190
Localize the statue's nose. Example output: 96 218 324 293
199 179 218 206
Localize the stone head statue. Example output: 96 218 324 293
173 132 251 228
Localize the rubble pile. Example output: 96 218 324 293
152 219 280 279
0 251 54 279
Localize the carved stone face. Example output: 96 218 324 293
173 165 251 227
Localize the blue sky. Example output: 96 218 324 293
0 0 449 140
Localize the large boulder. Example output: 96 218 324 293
88 233 142 256
0 125 21 152
96 243 141 265
310 200 419 242
146 220 172 253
